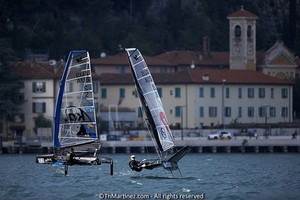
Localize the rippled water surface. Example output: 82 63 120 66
1 153 300 200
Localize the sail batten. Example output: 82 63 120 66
126 48 175 156
53 50 98 148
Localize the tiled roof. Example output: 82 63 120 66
187 69 293 85
11 61 58 79
227 7 258 18
92 50 270 68
153 50 229 66
92 51 172 66
97 69 293 85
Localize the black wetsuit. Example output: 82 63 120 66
67 152 75 165
129 160 142 172
77 124 87 136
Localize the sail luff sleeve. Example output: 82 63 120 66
53 51 73 147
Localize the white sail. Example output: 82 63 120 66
126 48 175 153
54 50 98 148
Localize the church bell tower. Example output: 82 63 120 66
227 6 258 70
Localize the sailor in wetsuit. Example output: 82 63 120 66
77 124 87 136
129 155 143 172
66 148 75 165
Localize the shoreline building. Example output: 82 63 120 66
1 7 298 141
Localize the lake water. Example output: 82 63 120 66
0 153 299 200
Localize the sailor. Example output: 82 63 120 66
129 155 143 172
66 148 75 165
77 124 87 136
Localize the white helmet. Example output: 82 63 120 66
130 155 135 160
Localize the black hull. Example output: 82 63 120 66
35 154 102 165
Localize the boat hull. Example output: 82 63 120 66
35 154 101 165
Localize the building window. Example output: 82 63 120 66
248 88 254 98
199 106 204 117
199 87 204 98
248 107 254 117
281 88 288 98
175 106 181 117
14 113 27 125
117 66 126 73
160 67 168 73
119 88 125 98
175 87 181 98
281 107 288 118
209 107 217 117
247 25 252 38
101 88 107 99
259 88 265 98
14 93 25 104
238 88 242 98
259 107 267 117
235 25 241 38
157 87 162 98
33 102 46 113
271 88 274 98
225 107 231 117
225 88 230 98
238 107 242 117
33 82 46 93
210 88 215 98
270 107 276 117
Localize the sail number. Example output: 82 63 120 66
145 76 153 83
141 69 153 83
141 69 149 76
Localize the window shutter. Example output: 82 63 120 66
42 82 46 92
42 103 46 113
32 103 36 113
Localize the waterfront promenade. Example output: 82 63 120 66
101 136 300 153
2 135 300 154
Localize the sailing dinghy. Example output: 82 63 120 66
126 48 190 175
36 50 113 174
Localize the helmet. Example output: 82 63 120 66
130 155 135 160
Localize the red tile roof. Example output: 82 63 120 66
11 61 58 79
92 50 270 69
227 7 258 18
153 50 229 67
186 69 293 85
97 69 293 86
92 51 172 66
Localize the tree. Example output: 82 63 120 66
0 38 20 119
33 114 52 134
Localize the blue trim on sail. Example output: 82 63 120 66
53 50 87 147
85 124 96 138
